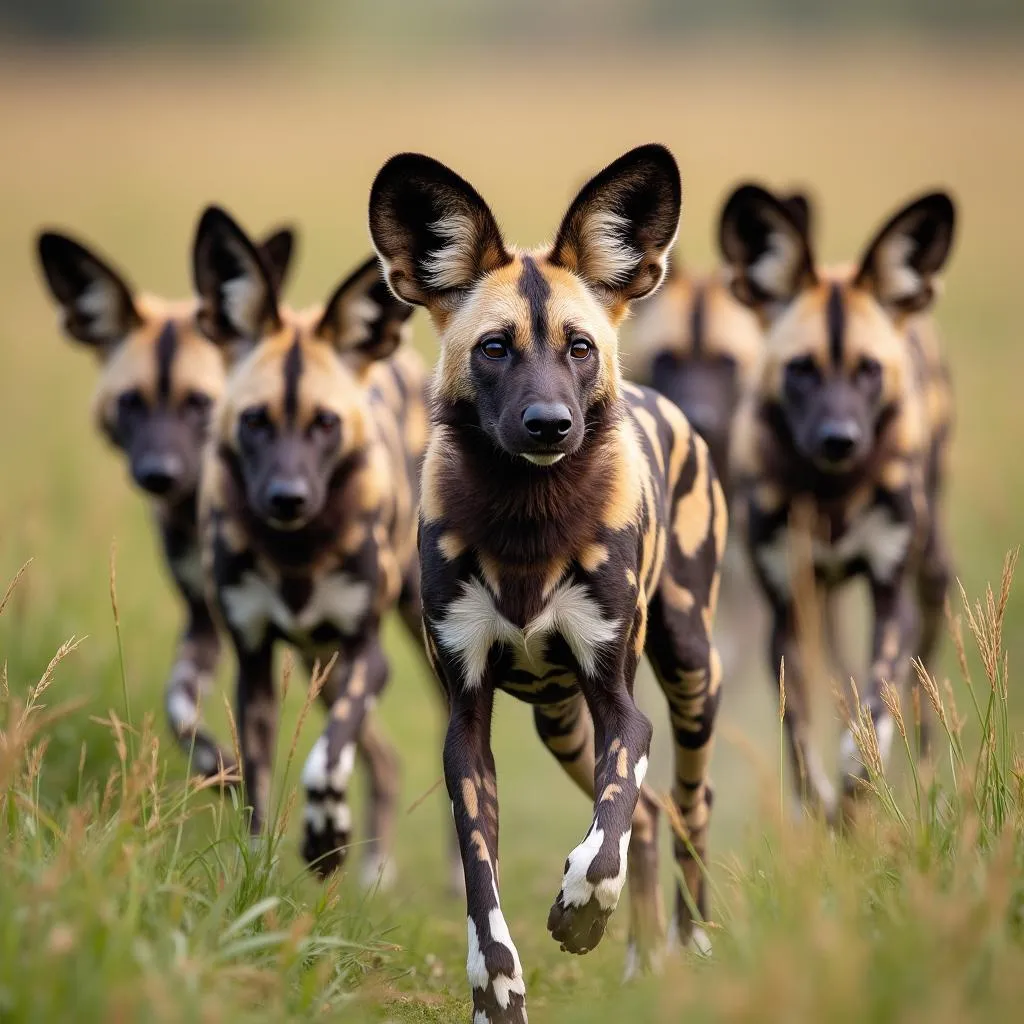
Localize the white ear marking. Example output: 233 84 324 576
77 280 121 338
221 274 263 335
423 212 480 291
748 228 802 298
874 233 922 302
579 209 643 287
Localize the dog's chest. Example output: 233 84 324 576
756 502 913 594
221 568 373 650
435 576 620 691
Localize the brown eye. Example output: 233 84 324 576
183 391 212 416
569 336 593 360
311 409 340 434
478 334 510 360
786 356 820 383
240 406 272 434
117 389 147 415
856 357 882 384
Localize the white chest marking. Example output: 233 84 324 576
221 571 372 650
170 547 205 598
435 577 620 690
756 506 912 596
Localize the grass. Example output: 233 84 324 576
1 39 1023 1023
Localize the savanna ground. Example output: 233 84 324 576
1 41 1023 1022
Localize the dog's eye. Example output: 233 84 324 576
569 336 593 360
183 391 212 416
786 356 820 383
117 389 147 415
478 334 510 360
240 406 272 434
856 357 882 384
311 409 340 434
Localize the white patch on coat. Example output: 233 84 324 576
559 823 630 911
690 926 713 957
755 505 913 597
839 711 895 780
436 577 620 689
302 737 357 792
667 913 713 957
633 754 649 789
466 917 488 991
166 685 199 734
171 547 205 597
486 908 525 1009
220 570 372 650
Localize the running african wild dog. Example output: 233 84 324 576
36 222 295 780
370 144 727 1024
193 205 435 888
720 184 955 822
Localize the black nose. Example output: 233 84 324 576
817 421 862 464
522 403 573 445
266 478 311 522
135 453 183 495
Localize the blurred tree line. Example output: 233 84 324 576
1 0 1021 44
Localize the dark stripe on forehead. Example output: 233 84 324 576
518 255 551 348
826 283 845 368
283 330 303 423
689 284 706 356
155 320 178 401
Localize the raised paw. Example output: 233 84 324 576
547 892 612 955
301 799 352 879
547 825 629 954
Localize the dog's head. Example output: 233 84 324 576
720 185 955 473
194 205 412 530
368 144 681 467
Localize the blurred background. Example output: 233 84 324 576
1 2 1022 1021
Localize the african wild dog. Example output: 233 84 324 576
720 184 955 821
626 193 830 682
629 191 811 481
36 223 295 779
193 205 434 888
369 144 727 1023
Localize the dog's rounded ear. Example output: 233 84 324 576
718 183 817 319
854 191 956 317
257 225 298 294
36 230 140 351
315 254 414 371
369 152 510 311
550 143 681 312
192 204 281 347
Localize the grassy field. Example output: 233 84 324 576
1 41 1023 1022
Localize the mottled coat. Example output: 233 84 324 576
370 145 726 1024
36 223 294 778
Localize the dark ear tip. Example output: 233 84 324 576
372 151 447 190
36 230 75 260
195 204 239 240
